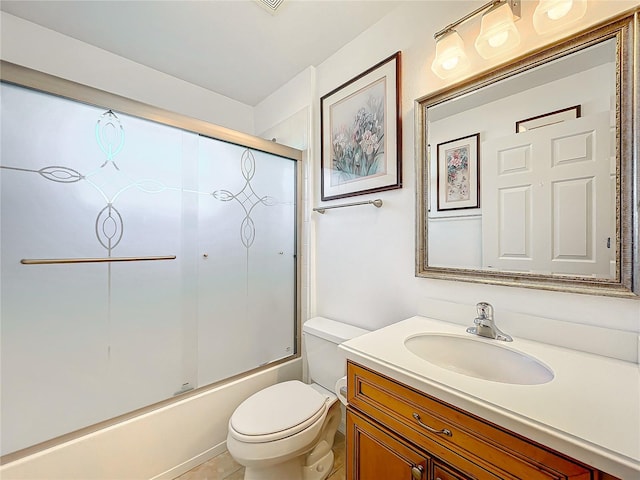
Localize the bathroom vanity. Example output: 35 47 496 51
339 317 639 480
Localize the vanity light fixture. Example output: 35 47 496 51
431 30 470 79
431 0 521 78
533 0 587 34
474 1 521 59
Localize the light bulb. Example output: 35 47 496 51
533 0 587 35
488 31 509 48
442 56 459 71
431 30 470 79
474 2 520 59
547 0 572 20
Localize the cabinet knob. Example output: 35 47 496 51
410 464 424 480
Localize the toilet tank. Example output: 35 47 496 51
302 317 369 391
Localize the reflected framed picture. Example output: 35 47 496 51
516 105 581 132
436 133 480 211
320 51 401 201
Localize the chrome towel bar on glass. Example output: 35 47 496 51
313 198 382 214
20 255 176 265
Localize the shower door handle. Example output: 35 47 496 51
21 255 176 265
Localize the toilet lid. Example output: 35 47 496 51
230 380 328 439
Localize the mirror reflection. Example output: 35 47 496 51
416 14 638 297
427 39 616 277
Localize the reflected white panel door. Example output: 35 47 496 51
482 113 611 276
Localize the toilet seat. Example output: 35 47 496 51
229 380 329 443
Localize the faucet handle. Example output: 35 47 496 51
476 302 493 320
469 302 512 342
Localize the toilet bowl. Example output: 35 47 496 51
226 317 369 480
227 381 340 480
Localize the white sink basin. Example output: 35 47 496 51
404 334 554 385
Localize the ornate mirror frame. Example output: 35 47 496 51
415 11 638 298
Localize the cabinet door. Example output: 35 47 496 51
433 461 470 480
347 407 427 480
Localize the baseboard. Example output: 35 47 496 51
150 440 227 480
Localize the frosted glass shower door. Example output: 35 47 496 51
0 80 298 457
196 139 296 386
0 84 189 454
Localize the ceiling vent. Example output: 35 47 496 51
254 0 285 14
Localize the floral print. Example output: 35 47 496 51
331 94 384 184
445 145 470 202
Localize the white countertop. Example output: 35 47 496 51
339 316 640 479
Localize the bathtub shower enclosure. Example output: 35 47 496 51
0 68 302 458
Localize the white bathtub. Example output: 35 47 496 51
0 359 302 480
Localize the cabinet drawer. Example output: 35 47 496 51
348 361 593 480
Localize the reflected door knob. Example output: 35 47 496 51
411 464 424 480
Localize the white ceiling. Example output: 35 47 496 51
1 0 404 106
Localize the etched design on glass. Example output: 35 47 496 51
1 109 280 255
213 149 277 249
0 109 166 256
39 165 85 183
95 203 124 250
0 165 84 183
95 110 125 170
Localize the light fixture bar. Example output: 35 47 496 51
434 0 521 39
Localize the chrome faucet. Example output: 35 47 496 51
466 302 512 342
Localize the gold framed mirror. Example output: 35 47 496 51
416 11 638 298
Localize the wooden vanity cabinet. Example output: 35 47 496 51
346 361 620 480
348 407 473 480
348 409 429 480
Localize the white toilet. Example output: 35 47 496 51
227 317 369 480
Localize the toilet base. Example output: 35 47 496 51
303 449 334 480
243 449 334 480
244 456 303 480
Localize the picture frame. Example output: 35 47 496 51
516 105 581 133
436 133 480 211
320 51 401 201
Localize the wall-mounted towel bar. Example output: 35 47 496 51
20 255 176 265
313 199 382 214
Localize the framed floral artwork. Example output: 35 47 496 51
320 51 401 201
436 133 480 211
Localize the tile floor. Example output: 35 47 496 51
174 432 346 480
